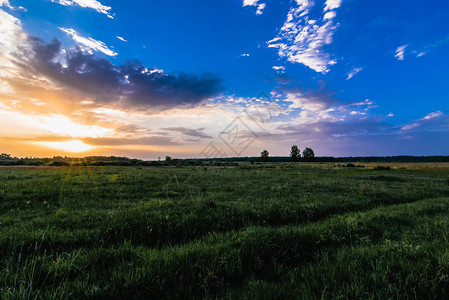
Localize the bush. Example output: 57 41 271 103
374 165 391 171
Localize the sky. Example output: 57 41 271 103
0 0 448 159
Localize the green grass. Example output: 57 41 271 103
1 163 449 299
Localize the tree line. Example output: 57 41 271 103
2 152 449 166
259 145 315 163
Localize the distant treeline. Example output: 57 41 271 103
0 154 235 167
200 156 449 163
1 153 449 166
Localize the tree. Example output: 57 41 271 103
165 156 172 162
290 145 301 162
0 153 11 159
260 150 269 163
302 147 315 161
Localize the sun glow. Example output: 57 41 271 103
41 115 113 138
37 140 95 153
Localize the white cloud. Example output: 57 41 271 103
324 0 342 11
255 3 265 15
323 11 336 20
401 123 418 131
272 66 285 72
351 99 373 106
0 9 28 82
294 0 314 16
401 111 444 131
394 44 408 60
116 36 127 42
240 53 250 57
422 111 443 120
267 0 342 73
346 67 363 80
51 0 113 18
0 0 12 9
242 0 266 15
416 52 426 57
0 0 26 11
268 0 337 74
59 27 118 57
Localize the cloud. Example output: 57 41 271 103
284 89 337 112
401 111 446 131
0 8 29 91
275 80 340 113
272 66 285 72
346 67 363 80
162 127 212 139
324 0 342 11
83 136 179 146
0 0 12 9
0 8 223 113
116 36 127 42
267 0 342 73
59 27 117 57
240 53 250 57
0 1 26 11
50 0 113 19
351 99 373 106
394 44 408 60
242 0 266 15
411 35 449 58
422 111 444 120
20 36 222 110
277 118 392 139
323 11 336 20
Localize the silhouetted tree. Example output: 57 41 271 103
0 153 11 159
260 150 269 163
302 147 315 161
165 156 172 162
290 145 301 162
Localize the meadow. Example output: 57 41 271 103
1 162 449 299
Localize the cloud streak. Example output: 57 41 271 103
50 0 114 19
116 36 127 42
346 67 363 80
401 111 446 131
162 127 212 139
59 27 118 57
394 44 408 60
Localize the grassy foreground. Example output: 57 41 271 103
1 163 449 299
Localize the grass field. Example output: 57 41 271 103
1 163 449 299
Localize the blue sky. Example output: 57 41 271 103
0 0 448 158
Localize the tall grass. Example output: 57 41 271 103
0 164 449 298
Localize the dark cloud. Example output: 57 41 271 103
278 81 338 109
162 127 212 139
265 74 294 85
22 37 223 110
114 124 151 134
83 136 179 146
